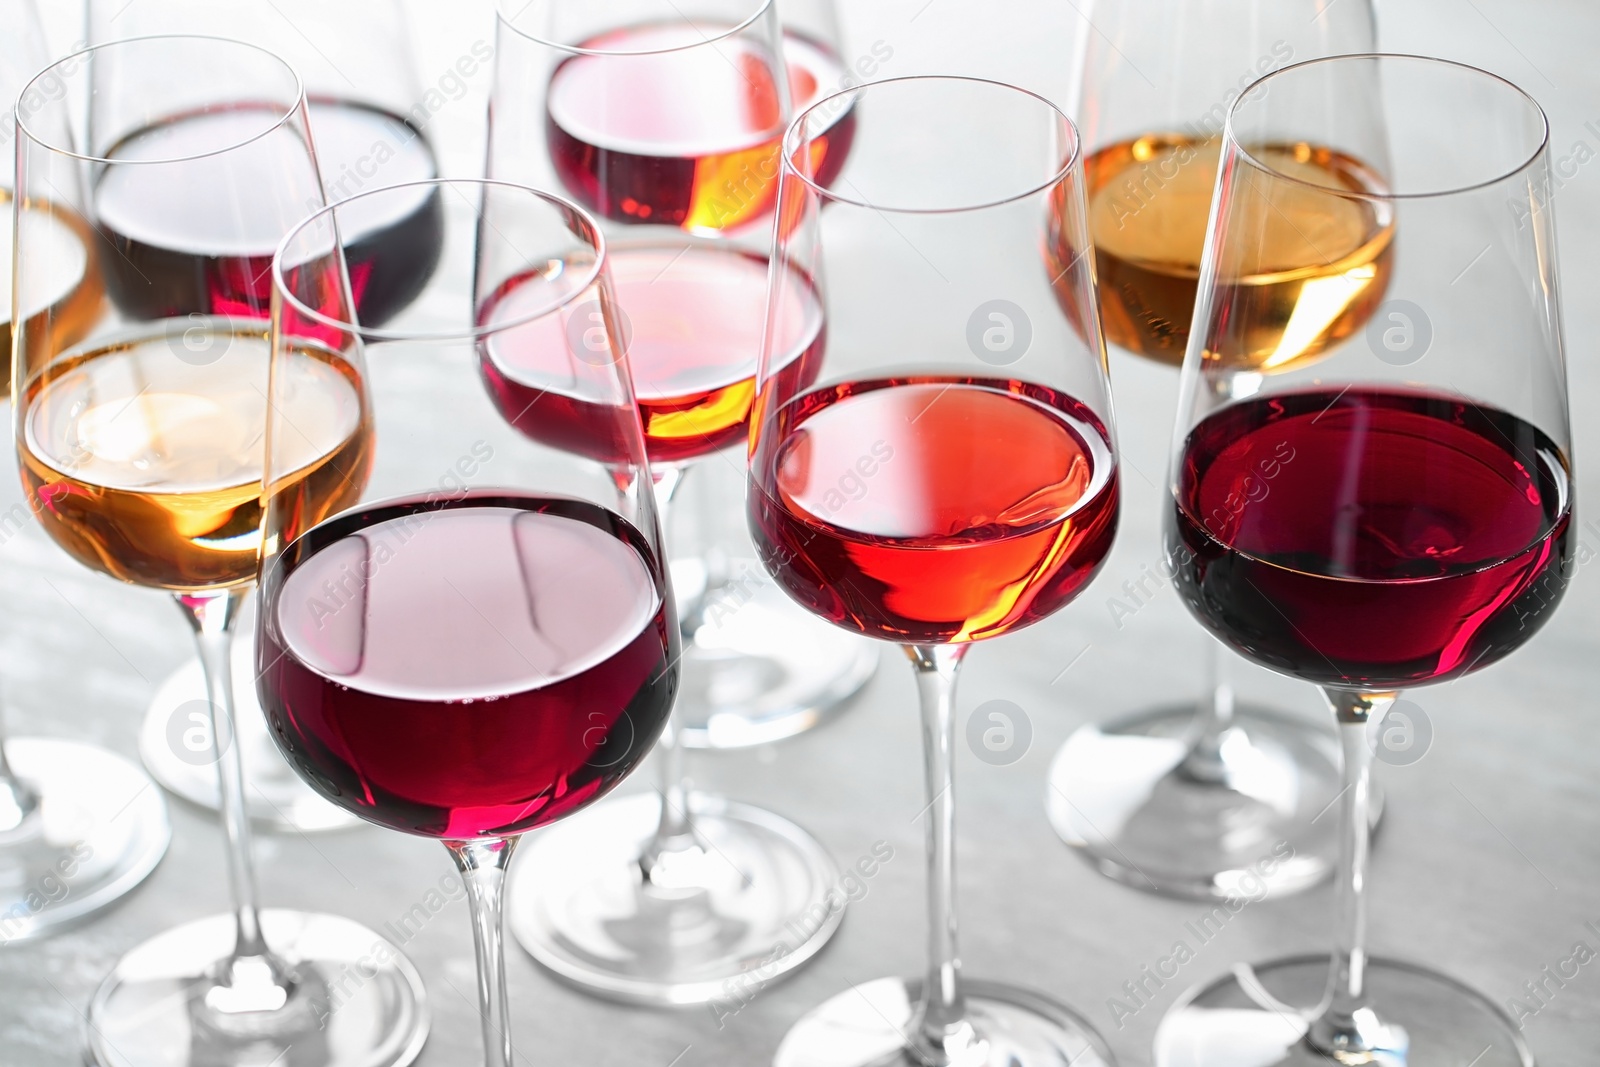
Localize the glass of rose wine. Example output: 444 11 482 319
486 0 868 1005
752 76 1120 1067
88 0 445 834
1044 0 1381 902
0 0 171 946
1155 54 1567 1067
14 35 427 1067
263 178 677 1067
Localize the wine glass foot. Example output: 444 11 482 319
85 908 429 1067
773 976 1117 1067
1154 953 1534 1066
1046 702 1384 900
507 790 842 1005
137 624 360 833
0 738 169 944
673 556 879 750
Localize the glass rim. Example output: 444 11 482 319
494 0 778 56
15 34 307 165
272 177 609 344
780 75 1082 215
1224 52 1551 201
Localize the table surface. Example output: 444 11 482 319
5 1 1600 1065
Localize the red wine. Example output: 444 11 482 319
748 377 1119 644
1170 388 1572 689
546 26 856 231
257 493 677 839
94 101 442 325
479 244 824 466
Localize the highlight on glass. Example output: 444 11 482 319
749 75 1120 1067
1155 54 1567 1067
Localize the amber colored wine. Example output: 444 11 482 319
749 377 1118 644
3 193 104 392
1053 136 1394 369
20 327 370 591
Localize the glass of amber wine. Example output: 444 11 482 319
15 36 425 1067
0 0 170 945
1044 0 1383 901
89 0 445 833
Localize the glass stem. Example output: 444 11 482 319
1179 642 1238 784
176 588 294 1010
0 696 40 835
448 837 519 1067
1308 688 1395 1056
640 465 698 875
908 643 972 1063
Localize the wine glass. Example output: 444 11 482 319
486 0 863 1004
0 0 171 945
263 178 676 1067
88 0 444 833
1044 0 1381 901
1155 54 1565 1066
751 75 1120 1067
15 36 426 1067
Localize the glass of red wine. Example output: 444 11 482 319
1155 55 1568 1067
264 177 677 1067
0 0 172 947
485 0 868 1005
15 35 426 1067
751 76 1120 1067
1043 0 1381 904
88 0 445 834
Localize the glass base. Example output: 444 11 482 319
507 791 842 1006
773 976 1117 1067
86 908 429 1067
0 738 169 943
1155 953 1534 1066
672 557 879 750
138 627 359 833
1046 702 1383 900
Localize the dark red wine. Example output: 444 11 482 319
479 244 824 466
546 26 856 231
257 493 677 839
94 101 442 325
1170 388 1572 689
748 377 1119 643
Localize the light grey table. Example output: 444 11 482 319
3 2 1598 1065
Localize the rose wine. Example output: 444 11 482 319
20 327 370 591
480 243 823 466
2 193 104 393
546 27 856 232
748 377 1119 644
1051 136 1393 368
93 100 442 324
1170 388 1571 689
257 494 677 839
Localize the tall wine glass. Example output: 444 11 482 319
487 0 863 1005
1044 0 1380 901
89 0 444 833
264 178 676 1067
752 76 1120 1067
0 0 170 945
1155 54 1564 1066
15 36 426 1067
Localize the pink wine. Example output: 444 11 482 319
748 377 1119 644
546 27 856 231
479 244 823 466
94 101 441 324
1170 388 1571 689
257 494 677 839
